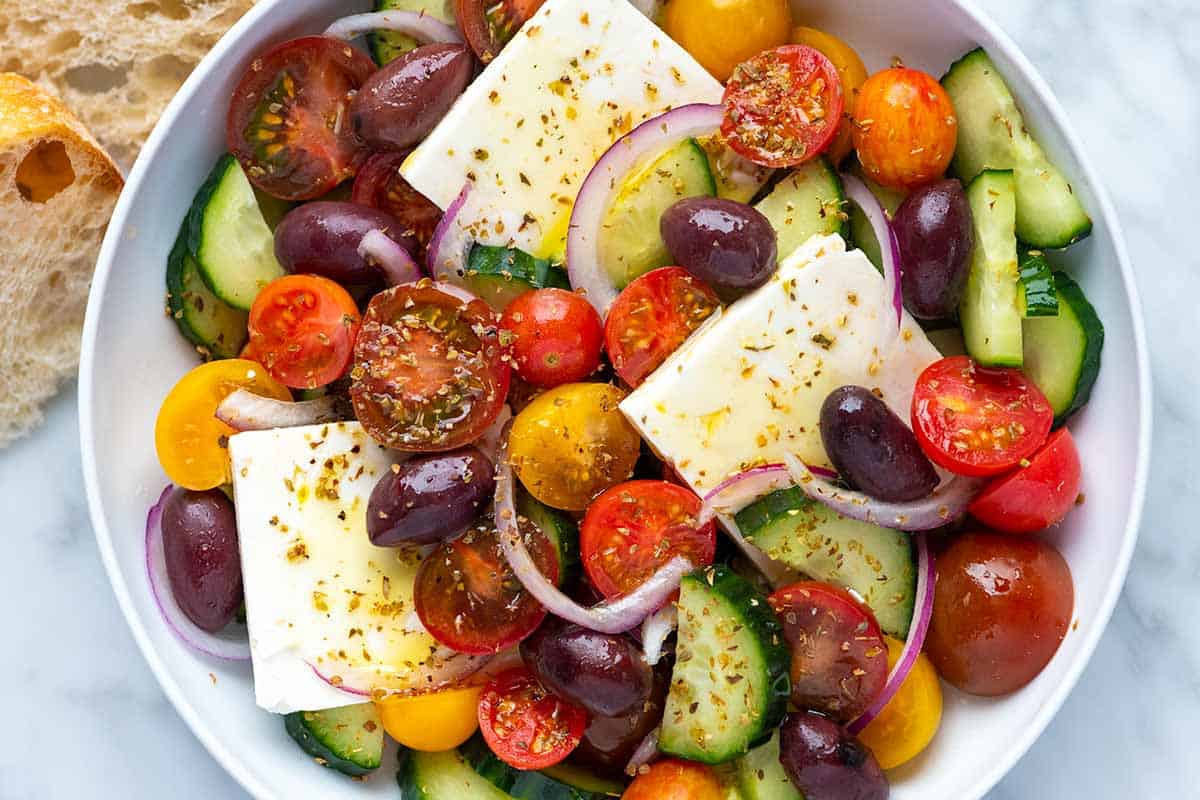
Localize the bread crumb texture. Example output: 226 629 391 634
1 0 254 168
0 74 123 447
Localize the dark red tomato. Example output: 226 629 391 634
247 275 361 389
351 152 443 252
926 531 1074 696
350 281 510 452
227 36 376 201
500 289 603 388
604 267 720 388
477 666 588 770
768 582 888 721
455 0 545 64
911 356 1054 477
721 45 845 168
969 429 1083 534
414 521 558 654
580 480 716 600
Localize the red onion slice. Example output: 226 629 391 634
782 453 984 531
640 605 676 666
699 462 836 524
215 389 342 432
427 183 474 282
842 173 903 339
567 104 725 317
308 646 491 700
145 486 251 661
625 727 661 776
324 10 462 44
358 229 424 286
847 533 935 734
475 404 513 465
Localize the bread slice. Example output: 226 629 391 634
0 0 254 169
0 74 123 448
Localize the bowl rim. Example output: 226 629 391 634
78 0 1152 797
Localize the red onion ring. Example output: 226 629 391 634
358 228 424 286
324 10 462 44
698 462 837 525
215 389 342 432
625 727 661 776
475 404 512 465
145 485 251 661
307 645 492 700
842 173 903 339
640 605 676 666
427 183 474 282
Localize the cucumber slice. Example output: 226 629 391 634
1022 271 1104 425
517 489 579 587
284 703 384 777
370 0 455 65
186 154 285 311
960 169 1023 367
942 48 1092 249
165 226 248 359
736 487 916 638
736 732 801 800
399 749 515 799
752 157 845 259
462 737 622 798
696 134 774 204
541 764 625 796
463 244 570 310
1018 250 1059 317
659 566 790 764
598 138 716 289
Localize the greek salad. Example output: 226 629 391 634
150 0 1103 796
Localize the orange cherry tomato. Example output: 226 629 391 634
622 759 726 800
852 66 958 190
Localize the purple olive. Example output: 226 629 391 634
661 197 778 292
274 201 417 285
892 179 974 320
367 447 494 546
779 711 888 800
160 488 242 633
572 662 670 778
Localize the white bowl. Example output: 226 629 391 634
79 0 1151 797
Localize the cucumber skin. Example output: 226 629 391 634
461 737 621 799
399 749 516 799
516 489 580 587
1018 251 1060 317
284 706 383 777
165 225 248 359
1024 271 1104 425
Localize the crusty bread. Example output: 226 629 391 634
0 0 254 169
0 74 123 448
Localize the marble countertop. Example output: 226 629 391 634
0 0 1193 796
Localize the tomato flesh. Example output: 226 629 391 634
968 428 1082 533
911 356 1053 477
622 758 726 800
477 667 588 770
247 274 361 390
455 0 544 63
851 67 958 190
351 152 442 253
580 480 716 599
604 267 720 388
500 289 603 388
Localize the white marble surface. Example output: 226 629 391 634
0 0 1194 796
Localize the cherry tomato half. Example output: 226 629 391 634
721 45 845 168
477 667 588 770
791 26 868 166
604 267 720 389
911 356 1053 477
768 581 889 722
968 428 1082 534
351 152 443 253
350 281 510 452
414 520 558 654
580 481 716 600
456 0 544 64
857 636 942 770
375 685 482 752
500 289 603 388
661 0 791 82
227 36 375 201
925 531 1074 696
622 758 726 800
247 274 361 390
852 66 958 190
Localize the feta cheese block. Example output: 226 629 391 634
230 422 482 713
401 0 723 259
620 234 943 495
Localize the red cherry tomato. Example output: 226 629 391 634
227 36 375 201
768 581 889 721
604 267 720 388
414 521 558 654
968 428 1082 533
580 480 716 600
925 531 1074 696
247 275 361 390
477 667 588 770
911 356 1053 477
721 44 845 168
500 289 603 388
350 281 510 452
622 758 726 800
351 152 443 253
852 66 958 190
455 0 544 63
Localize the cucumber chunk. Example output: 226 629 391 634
541 763 625 796
463 244 570 310
660 566 790 764
942 48 1092 248
517 489 580 587
752 157 845 259
960 169 1023 367
284 703 384 777
598 138 716 288
736 487 916 639
462 737 623 798
399 749 515 799
1018 250 1059 318
370 0 455 65
186 154 284 311
696 135 774 204
1022 271 1104 425
165 226 248 359
736 732 801 800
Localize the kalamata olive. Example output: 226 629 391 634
820 386 938 502
160 487 242 633
892 179 974 319
573 662 670 778
367 447 494 546
660 197 777 292
520 617 653 717
779 711 888 800
349 43 474 151
274 201 417 285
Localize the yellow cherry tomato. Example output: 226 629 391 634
791 25 868 165
857 636 943 769
662 0 792 82
375 685 483 751
509 383 640 511
154 359 290 490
